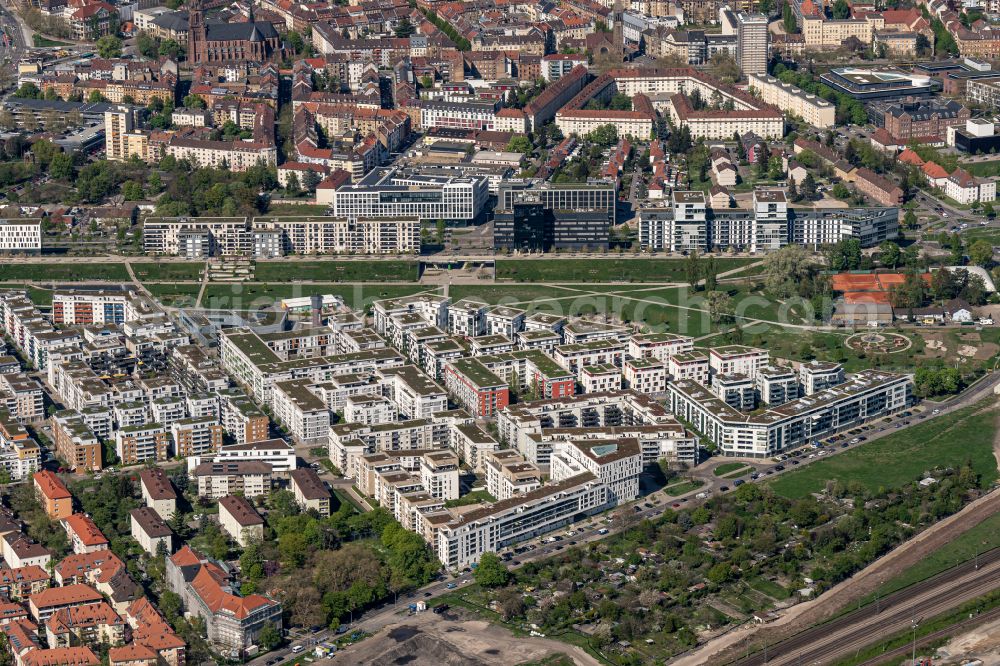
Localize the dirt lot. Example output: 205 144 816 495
934 615 1000 665
323 607 600 666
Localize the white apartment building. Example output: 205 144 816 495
419 450 460 500
757 366 799 406
165 136 278 172
329 418 444 477
130 507 173 556
208 439 296 475
524 423 698 467
623 358 668 394
448 298 489 338
628 333 694 362
736 13 770 76
550 439 642 504
580 364 622 394
219 328 403 406
553 340 626 374
752 189 789 253
376 365 448 419
712 373 756 411
498 391 677 465
419 100 499 131
143 216 421 257
800 360 846 395
562 321 628 345
484 449 542 501
344 394 398 425
0 220 42 253
435 473 611 569
271 379 330 443
151 396 186 428
115 424 169 465
485 306 526 338
667 351 710 384
449 422 500 473
372 295 450 340
709 345 769 381
192 461 273 499
667 370 911 457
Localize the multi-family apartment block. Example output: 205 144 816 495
289 468 332 516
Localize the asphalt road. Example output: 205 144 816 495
0 1 26 72
250 373 1000 665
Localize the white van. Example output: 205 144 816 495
291 645 304 654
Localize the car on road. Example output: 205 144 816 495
733 479 745 487
672 503 680 508
933 409 941 414
719 486 729 492
446 583 457 589
775 464 785 471
790 460 800 465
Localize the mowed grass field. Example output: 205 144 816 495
0 263 131 282
768 400 999 499
494 258 755 283
131 262 204 282
254 260 420 283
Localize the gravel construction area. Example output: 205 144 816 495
935 614 1000 664
324 607 601 666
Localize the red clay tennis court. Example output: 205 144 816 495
831 274 881 292
831 273 932 294
843 291 892 305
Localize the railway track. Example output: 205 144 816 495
731 548 1000 666
855 605 1000 666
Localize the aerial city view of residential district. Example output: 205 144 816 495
0 0 1000 663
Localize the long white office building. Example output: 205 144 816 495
666 369 911 457
331 167 490 223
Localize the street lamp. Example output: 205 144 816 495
911 618 919 665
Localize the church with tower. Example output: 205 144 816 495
187 0 282 64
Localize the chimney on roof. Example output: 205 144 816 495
311 294 323 327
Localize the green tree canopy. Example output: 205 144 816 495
473 552 511 588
